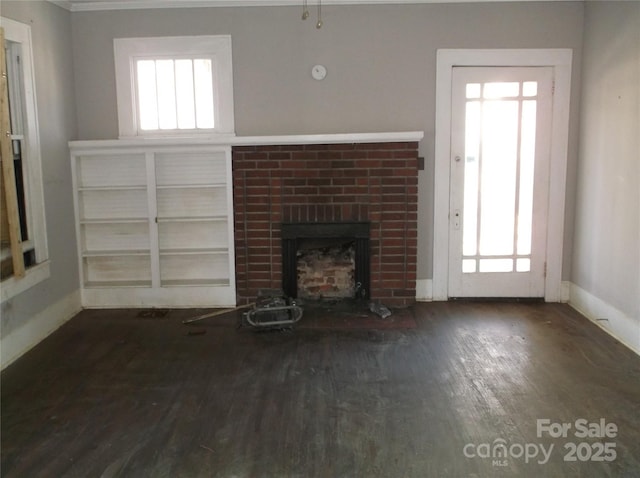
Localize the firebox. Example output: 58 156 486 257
282 222 370 300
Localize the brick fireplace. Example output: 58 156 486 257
232 141 418 307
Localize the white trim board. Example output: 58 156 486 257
0 262 51 302
0 289 82 370
69 131 424 151
50 0 583 13
416 279 433 302
432 49 572 302
569 283 640 356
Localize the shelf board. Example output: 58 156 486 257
84 280 152 288
81 217 149 225
156 215 228 223
159 247 228 256
83 249 151 257
160 278 230 287
78 185 147 191
156 183 226 190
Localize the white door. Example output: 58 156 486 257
448 67 553 298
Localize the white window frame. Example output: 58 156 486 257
432 49 572 302
114 35 235 139
1 17 50 302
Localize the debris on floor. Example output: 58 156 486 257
187 329 207 336
137 309 170 318
369 301 392 319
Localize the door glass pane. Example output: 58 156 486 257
466 83 481 99
523 81 537 97
463 101 480 256
516 258 531 272
517 100 537 255
479 258 513 273
483 82 519 99
463 259 477 273
479 100 518 256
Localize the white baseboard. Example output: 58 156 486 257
561 281 571 303
416 279 433 302
1 289 82 370
569 283 639 356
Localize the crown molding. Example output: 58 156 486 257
48 0 74 10
48 0 582 13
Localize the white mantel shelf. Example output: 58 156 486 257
68 131 424 151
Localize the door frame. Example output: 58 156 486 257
433 49 572 302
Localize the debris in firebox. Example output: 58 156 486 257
369 301 392 319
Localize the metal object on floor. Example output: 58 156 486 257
183 303 254 325
242 289 303 329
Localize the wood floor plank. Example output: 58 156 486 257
1 303 639 477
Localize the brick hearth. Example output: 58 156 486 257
232 141 418 307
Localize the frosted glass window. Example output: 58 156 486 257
194 59 215 129
136 59 214 131
114 35 234 137
175 59 196 129
136 61 158 130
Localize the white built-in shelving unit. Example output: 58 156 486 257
70 143 236 308
69 132 424 308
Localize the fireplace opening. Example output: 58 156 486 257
282 222 370 300
297 238 356 300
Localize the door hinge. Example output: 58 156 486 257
544 262 547 277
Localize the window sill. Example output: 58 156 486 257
1 261 51 302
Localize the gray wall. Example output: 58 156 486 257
573 2 640 319
70 1 584 282
1 2 80 336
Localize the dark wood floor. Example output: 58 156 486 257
2 302 639 477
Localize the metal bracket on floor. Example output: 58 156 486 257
241 290 303 329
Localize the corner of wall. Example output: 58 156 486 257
568 282 640 357
1 289 82 370
416 279 433 302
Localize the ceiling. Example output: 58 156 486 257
50 0 581 12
